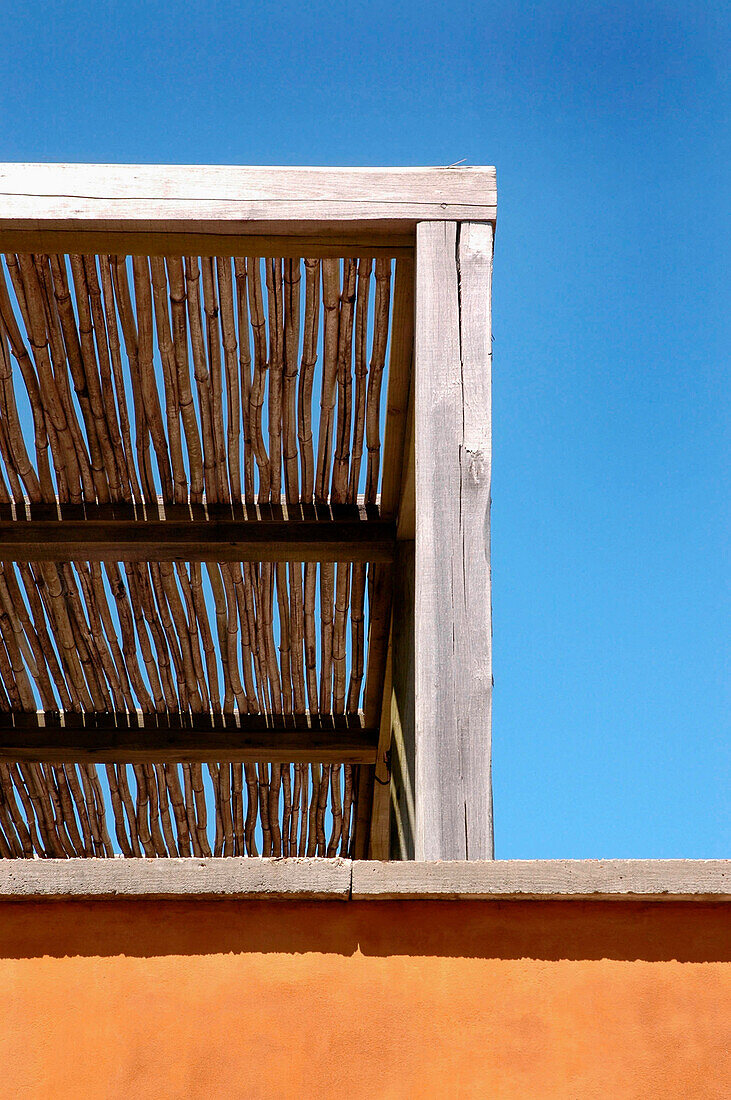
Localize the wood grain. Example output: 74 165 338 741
414 221 493 860
0 164 497 236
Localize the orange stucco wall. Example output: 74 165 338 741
1 897 729 1098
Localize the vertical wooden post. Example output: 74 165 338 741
413 220 494 860
389 539 416 858
354 256 414 859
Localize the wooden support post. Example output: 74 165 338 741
412 220 494 860
366 633 393 859
389 539 416 858
354 255 415 858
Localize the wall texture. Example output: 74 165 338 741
1 897 729 1098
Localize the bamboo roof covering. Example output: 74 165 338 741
0 245 411 859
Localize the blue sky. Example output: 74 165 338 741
2 0 728 857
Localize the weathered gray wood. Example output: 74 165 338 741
0 857 352 899
352 860 731 899
0 711 378 764
0 164 497 240
0 502 394 563
414 221 493 860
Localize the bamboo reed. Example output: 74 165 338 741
0 248 396 861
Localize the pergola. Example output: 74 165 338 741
0 163 495 861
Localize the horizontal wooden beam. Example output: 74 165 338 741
0 711 378 764
0 503 395 563
0 163 497 240
0 229 413 260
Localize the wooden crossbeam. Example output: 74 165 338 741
0 229 414 260
0 163 498 237
0 711 378 764
0 503 395 563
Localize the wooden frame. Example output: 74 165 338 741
0 163 495 859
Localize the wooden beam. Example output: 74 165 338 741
0 711 378 764
0 229 413 260
389 541 416 859
367 631 392 859
379 257 415 519
396 380 415 540
414 221 494 860
0 503 395 563
0 165 497 240
353 255 415 858
363 256 416 721
351 562 392 857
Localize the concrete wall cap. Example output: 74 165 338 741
0 858 729 901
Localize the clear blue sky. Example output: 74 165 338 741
2 0 728 858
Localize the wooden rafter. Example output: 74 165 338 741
0 503 395 564
0 711 377 764
0 231 413 261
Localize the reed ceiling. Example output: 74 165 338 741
0 248 409 860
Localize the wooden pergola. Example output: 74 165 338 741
0 163 495 861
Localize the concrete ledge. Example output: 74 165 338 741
0 858 728 901
352 860 731 901
0 857 351 900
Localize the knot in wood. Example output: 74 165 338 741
464 447 486 486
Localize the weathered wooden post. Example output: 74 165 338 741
388 220 494 861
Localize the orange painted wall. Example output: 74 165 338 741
1 898 729 1098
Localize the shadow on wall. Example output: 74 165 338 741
0 899 728 963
